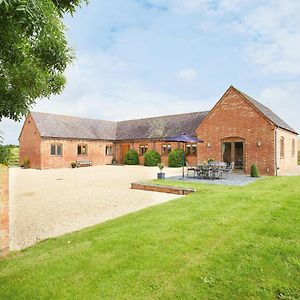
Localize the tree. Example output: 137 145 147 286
0 0 88 121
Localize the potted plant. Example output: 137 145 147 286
71 162 77 168
157 163 165 179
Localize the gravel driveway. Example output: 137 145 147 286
9 165 182 250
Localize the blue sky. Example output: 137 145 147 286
1 0 300 144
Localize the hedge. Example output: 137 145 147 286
124 149 139 165
144 150 161 166
168 149 184 167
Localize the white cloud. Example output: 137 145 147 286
241 0 300 77
258 83 300 132
176 68 198 82
0 53 211 144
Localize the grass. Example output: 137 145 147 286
1 177 300 299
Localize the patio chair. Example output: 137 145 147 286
186 162 196 178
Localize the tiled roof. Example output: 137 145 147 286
116 111 209 140
30 111 209 141
30 112 117 140
233 86 297 134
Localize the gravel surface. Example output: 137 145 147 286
9 165 182 250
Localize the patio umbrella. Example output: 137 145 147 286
165 134 203 178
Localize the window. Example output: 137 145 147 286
186 144 197 155
292 139 295 157
50 144 62 156
106 145 113 156
280 137 284 159
77 144 87 155
162 144 172 155
139 144 148 155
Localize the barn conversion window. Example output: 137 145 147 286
292 139 295 157
50 144 62 156
186 144 197 155
139 144 148 155
280 137 284 159
106 145 113 156
77 144 87 155
162 144 172 155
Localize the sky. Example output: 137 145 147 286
1 0 300 144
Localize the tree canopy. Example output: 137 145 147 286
0 0 87 121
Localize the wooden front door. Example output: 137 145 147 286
120 144 130 163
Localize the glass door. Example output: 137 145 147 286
234 142 244 169
222 140 244 170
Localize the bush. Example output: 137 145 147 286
144 150 161 166
168 149 184 167
0 145 13 166
22 157 30 168
251 164 259 177
124 149 139 165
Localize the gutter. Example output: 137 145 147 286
275 126 278 176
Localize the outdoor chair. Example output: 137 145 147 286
186 162 196 178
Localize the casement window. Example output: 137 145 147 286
162 144 172 155
50 144 62 156
77 144 87 155
280 137 284 159
139 144 148 155
292 139 295 157
105 145 113 156
186 144 197 155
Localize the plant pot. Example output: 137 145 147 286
157 172 165 179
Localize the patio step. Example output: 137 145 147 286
131 182 195 195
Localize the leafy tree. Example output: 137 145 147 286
0 0 87 121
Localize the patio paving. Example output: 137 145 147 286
166 173 261 186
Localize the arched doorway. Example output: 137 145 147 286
221 138 245 171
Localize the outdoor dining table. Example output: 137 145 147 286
192 162 231 180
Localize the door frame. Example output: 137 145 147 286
120 144 131 164
221 137 245 171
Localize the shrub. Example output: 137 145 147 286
0 145 13 166
22 157 30 168
251 164 259 177
168 149 184 167
208 158 214 163
144 150 161 166
124 149 139 165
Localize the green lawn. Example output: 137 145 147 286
1 177 300 299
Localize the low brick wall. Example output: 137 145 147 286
0 167 9 257
131 182 195 195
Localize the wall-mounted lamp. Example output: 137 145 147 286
257 141 262 147
207 142 211 148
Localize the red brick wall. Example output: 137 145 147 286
115 141 198 166
40 139 115 169
19 114 41 169
196 87 276 175
0 167 9 257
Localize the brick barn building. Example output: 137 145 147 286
19 86 298 175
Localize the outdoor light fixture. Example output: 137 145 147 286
257 141 262 147
207 142 211 148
